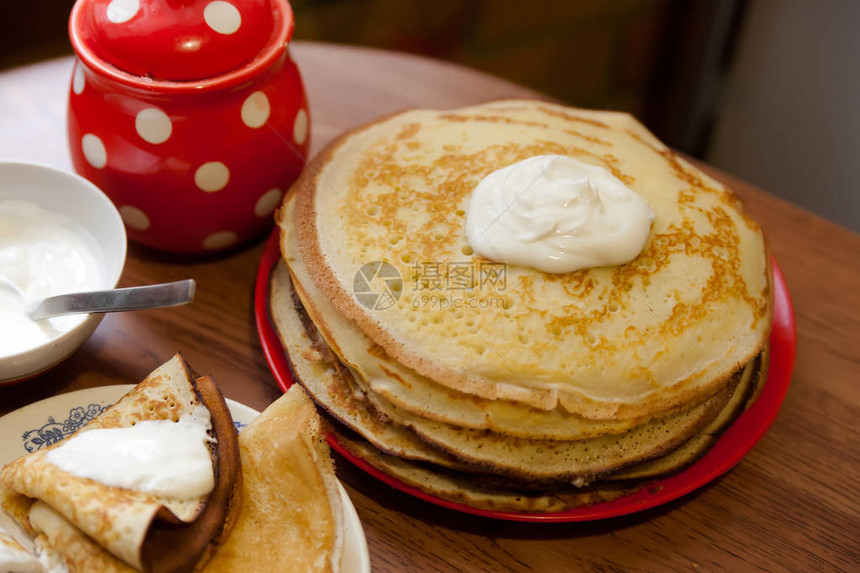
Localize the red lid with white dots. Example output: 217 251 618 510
71 0 292 82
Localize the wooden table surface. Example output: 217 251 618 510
0 42 857 572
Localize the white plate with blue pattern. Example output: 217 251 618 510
0 385 370 573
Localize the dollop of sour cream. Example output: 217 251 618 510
465 155 655 273
46 410 215 499
0 200 104 358
0 529 42 573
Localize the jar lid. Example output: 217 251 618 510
73 0 283 81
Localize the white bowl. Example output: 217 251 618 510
0 161 126 384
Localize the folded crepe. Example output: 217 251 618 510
0 354 241 573
204 385 344 573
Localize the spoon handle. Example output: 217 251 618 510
28 279 196 320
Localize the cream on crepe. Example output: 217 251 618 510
0 355 241 573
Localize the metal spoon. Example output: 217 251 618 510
0 277 195 320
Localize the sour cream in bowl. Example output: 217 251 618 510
0 162 126 384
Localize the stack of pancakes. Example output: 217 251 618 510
271 100 772 512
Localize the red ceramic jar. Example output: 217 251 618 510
68 0 309 253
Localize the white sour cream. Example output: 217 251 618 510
0 530 41 573
46 410 215 499
465 155 655 273
0 200 104 358
34 540 68 573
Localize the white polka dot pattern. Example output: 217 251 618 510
72 62 85 95
82 134 107 168
241 91 270 129
293 109 308 145
255 188 283 217
194 162 230 192
204 1 242 35
135 108 172 144
120 205 150 230
203 231 238 250
106 0 140 24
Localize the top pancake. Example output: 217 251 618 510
289 99 772 420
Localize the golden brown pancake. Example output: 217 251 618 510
269 260 472 472
335 431 637 514
270 258 757 486
329 356 763 512
203 385 343 573
608 347 768 481
279 194 657 441
0 355 240 573
286 99 772 420
272 98 773 514
26 502 135 572
358 375 738 483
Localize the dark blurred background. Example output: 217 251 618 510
2 0 858 230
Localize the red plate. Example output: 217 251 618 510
254 232 796 522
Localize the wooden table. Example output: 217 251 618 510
0 42 857 572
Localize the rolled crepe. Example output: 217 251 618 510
203 385 344 573
0 355 241 573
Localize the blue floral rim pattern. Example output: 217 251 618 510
21 402 109 452
21 402 247 452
